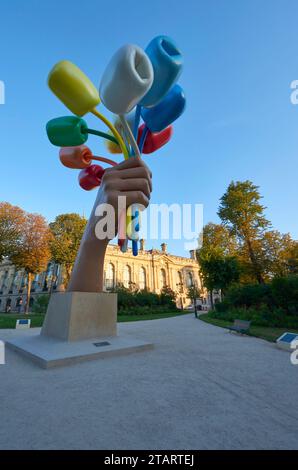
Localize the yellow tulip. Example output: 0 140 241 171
105 134 122 154
48 60 100 116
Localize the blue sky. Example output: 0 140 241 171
0 0 298 256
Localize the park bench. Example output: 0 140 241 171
228 319 251 335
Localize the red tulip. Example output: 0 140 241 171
137 124 173 154
78 164 105 191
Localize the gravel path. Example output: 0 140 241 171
0 314 297 450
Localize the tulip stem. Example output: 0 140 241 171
92 155 117 166
119 115 141 159
85 128 118 144
133 104 142 140
90 108 129 160
139 125 149 154
119 114 141 257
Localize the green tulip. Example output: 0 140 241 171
46 116 88 147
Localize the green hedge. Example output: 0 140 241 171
212 275 298 328
31 287 178 316
217 275 298 314
210 306 298 328
112 286 177 312
118 305 178 316
31 294 50 314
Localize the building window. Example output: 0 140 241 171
186 272 193 287
1 271 8 290
177 271 183 292
160 269 167 289
5 298 11 313
105 263 115 290
123 265 131 288
139 267 146 290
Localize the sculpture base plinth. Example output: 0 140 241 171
4 291 153 368
41 291 118 341
6 330 153 369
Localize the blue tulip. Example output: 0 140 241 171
139 35 183 108
141 84 186 133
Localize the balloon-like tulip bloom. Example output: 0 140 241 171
137 124 173 154
46 116 88 147
139 36 183 108
99 44 154 115
78 164 105 191
48 60 100 116
141 84 186 133
59 145 92 169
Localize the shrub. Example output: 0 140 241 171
134 290 160 307
225 283 272 309
271 276 298 315
210 305 298 328
118 305 179 316
112 286 178 313
31 294 49 314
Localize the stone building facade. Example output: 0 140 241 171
0 241 214 313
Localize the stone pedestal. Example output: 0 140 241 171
41 291 117 341
5 291 153 369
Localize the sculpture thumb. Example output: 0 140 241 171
99 44 154 115
141 84 186 133
139 35 183 108
48 60 100 116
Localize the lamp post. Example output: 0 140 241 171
192 281 200 318
176 282 184 311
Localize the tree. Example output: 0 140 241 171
11 213 52 313
287 242 298 275
49 213 87 287
218 181 270 284
198 222 238 258
198 254 241 308
260 231 298 278
187 285 201 317
0 202 25 261
197 223 240 306
160 286 177 309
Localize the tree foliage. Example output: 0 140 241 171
260 231 298 278
218 180 270 283
0 202 26 261
11 213 52 313
49 213 87 286
197 223 241 306
198 255 240 303
199 223 238 258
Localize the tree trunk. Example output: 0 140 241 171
25 272 32 314
194 297 198 318
210 291 214 310
246 238 264 284
65 265 72 288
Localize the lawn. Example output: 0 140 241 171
0 311 189 329
118 311 189 322
0 314 45 329
199 313 298 343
